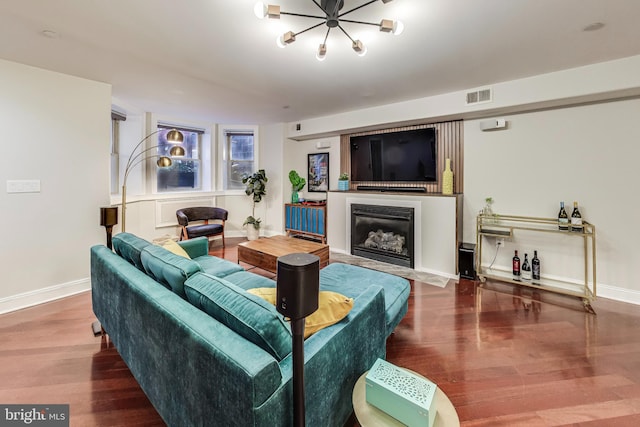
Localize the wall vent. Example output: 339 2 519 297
465 87 492 105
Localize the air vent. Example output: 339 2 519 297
465 87 493 105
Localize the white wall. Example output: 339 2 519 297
463 99 640 303
283 135 341 201
287 55 640 140
0 59 111 312
282 56 640 304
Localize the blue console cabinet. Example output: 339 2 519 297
285 203 327 243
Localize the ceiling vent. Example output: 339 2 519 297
465 87 493 105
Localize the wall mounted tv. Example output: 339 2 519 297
350 128 437 182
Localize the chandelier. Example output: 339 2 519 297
254 0 404 60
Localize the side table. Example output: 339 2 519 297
352 370 460 427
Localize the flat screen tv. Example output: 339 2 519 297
350 128 437 182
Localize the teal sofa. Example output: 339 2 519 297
90 233 410 426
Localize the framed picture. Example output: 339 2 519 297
308 152 329 192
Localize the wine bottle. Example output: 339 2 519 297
558 202 569 231
532 250 541 282
571 201 583 232
522 253 532 282
512 250 521 281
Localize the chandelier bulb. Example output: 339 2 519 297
393 20 404 35
276 31 296 48
254 2 267 19
352 40 367 57
316 43 327 61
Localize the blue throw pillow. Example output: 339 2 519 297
184 273 292 361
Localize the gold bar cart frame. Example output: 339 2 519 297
475 213 596 304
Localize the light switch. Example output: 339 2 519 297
6 180 41 193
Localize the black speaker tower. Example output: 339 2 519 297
276 253 320 427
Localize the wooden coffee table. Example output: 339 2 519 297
237 235 330 274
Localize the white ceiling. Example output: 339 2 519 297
2 0 640 125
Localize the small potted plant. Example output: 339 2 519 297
482 197 498 224
288 170 306 203
338 172 349 191
242 169 268 240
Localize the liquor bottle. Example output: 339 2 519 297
571 201 583 232
521 253 532 282
532 250 541 282
512 250 521 281
558 202 569 231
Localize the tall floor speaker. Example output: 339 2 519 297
276 253 320 427
458 243 476 280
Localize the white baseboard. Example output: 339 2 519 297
597 284 640 305
0 279 91 315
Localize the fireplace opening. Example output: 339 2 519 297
351 204 414 268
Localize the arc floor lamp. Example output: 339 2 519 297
121 128 185 232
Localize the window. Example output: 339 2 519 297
225 131 255 190
156 126 202 192
110 110 125 195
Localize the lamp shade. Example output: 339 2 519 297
156 157 172 167
170 145 185 157
166 129 184 144
100 207 118 227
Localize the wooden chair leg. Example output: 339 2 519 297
180 227 189 241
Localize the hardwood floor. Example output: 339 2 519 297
1 237 640 426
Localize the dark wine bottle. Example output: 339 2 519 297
512 250 521 281
532 250 541 282
558 202 569 231
571 201 583 232
522 253 532 282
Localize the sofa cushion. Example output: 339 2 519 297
222 271 276 290
319 263 410 337
191 255 244 278
184 273 292 361
141 244 202 298
112 232 152 271
247 288 354 338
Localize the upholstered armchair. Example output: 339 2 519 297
176 207 228 247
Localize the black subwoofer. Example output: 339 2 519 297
458 243 476 280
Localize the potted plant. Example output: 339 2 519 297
242 169 268 240
288 170 306 203
482 197 498 224
338 172 349 191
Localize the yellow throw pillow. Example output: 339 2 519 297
247 288 354 338
160 239 191 259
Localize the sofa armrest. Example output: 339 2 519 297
257 285 387 427
178 236 209 258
